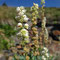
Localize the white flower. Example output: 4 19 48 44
23 15 27 18
25 33 29 37
24 17 29 22
17 6 26 16
42 51 45 54
24 23 29 29
43 47 47 50
45 53 49 57
20 6 24 10
22 10 26 13
16 7 20 12
17 23 22 27
43 47 48 52
42 56 46 60
18 12 24 16
20 29 29 37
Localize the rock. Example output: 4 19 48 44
53 30 60 36
0 54 6 60
52 30 60 41
8 56 13 60
49 30 60 41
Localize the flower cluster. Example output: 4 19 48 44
16 6 29 44
41 0 48 45
16 6 29 23
20 29 29 43
7 1 53 60
20 29 29 38
16 6 26 16
31 3 39 42
24 23 29 29
42 17 48 44
42 47 49 60
31 3 39 25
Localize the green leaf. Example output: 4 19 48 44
37 56 42 60
32 56 37 60
19 56 25 60
12 57 16 60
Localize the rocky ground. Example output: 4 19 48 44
48 38 60 60
0 23 60 60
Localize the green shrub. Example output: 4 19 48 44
0 24 17 37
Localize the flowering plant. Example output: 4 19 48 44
16 6 30 45
6 0 53 60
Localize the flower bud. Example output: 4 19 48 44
26 56 30 60
24 23 29 29
18 12 24 16
32 37 38 40
20 6 24 10
24 17 29 22
32 27 37 31
33 21 37 25
33 3 39 9
16 7 20 12
20 29 29 37
17 23 22 28
22 10 26 13
23 15 27 18
32 17 36 22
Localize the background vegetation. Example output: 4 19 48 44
0 6 60 25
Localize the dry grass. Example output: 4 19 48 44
0 6 60 25
0 6 16 20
